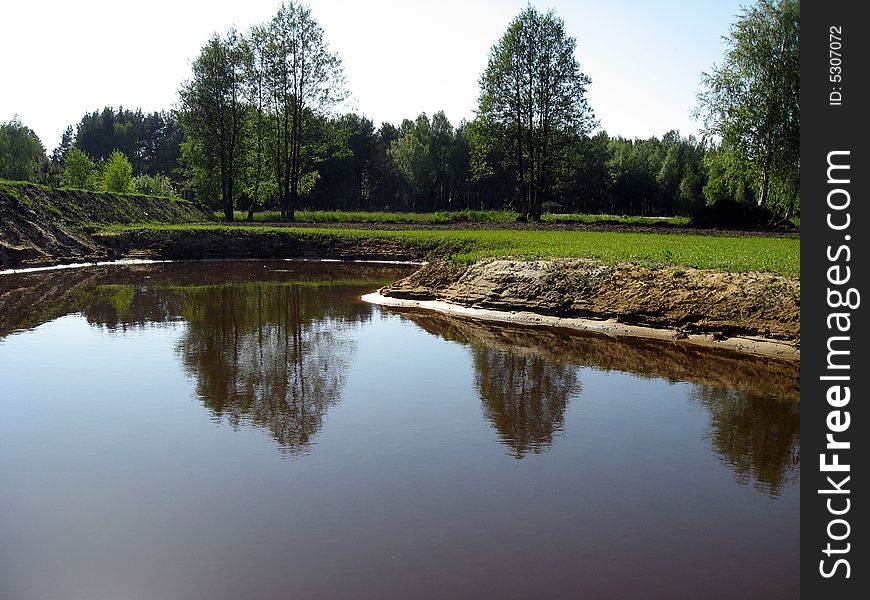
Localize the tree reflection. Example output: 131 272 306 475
472 347 580 458
177 282 366 454
392 308 800 482
689 385 799 496
1 260 411 454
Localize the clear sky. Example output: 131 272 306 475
0 0 745 152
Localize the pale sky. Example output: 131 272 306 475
1 0 745 152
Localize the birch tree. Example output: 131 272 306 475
478 7 595 220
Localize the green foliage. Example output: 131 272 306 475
71 107 182 178
696 0 799 215
220 209 689 226
166 5 729 220
134 174 176 197
220 209 519 223
0 116 47 182
62 148 98 190
51 125 75 166
307 113 374 212
178 3 345 221
178 30 247 220
478 6 595 218
268 1 346 220
702 146 755 205
390 117 431 210
101 150 134 193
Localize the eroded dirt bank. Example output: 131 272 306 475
0 182 210 268
380 259 800 352
92 228 430 263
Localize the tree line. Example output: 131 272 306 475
0 108 181 195
1 0 799 219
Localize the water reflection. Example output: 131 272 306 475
0 261 410 337
473 347 579 458
1 261 412 455
392 309 799 400
689 385 800 496
1 262 800 490
392 308 799 493
176 283 363 453
0 261 800 597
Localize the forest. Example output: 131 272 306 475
0 0 799 221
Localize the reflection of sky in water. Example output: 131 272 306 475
0 263 799 599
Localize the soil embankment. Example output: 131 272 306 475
92 227 431 264
378 259 800 357
0 182 210 268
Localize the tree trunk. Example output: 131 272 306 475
758 168 770 208
758 144 774 208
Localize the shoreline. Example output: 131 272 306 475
364 291 800 361
1 250 800 361
0 180 800 360
0 256 425 277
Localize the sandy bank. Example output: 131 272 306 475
375 258 800 359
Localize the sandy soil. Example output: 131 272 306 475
378 259 800 357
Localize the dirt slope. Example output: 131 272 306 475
381 259 800 343
0 182 210 268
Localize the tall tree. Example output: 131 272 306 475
389 115 432 211
448 121 473 210
0 117 46 182
561 131 611 214
478 6 595 219
69 108 183 179
178 30 247 220
267 1 345 221
429 111 454 211
310 113 376 211
695 0 799 213
241 25 273 219
51 125 75 166
368 122 400 210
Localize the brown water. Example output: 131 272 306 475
0 261 799 599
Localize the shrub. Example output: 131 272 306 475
102 150 134 193
134 174 175 197
62 148 98 190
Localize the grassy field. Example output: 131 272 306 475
106 224 800 276
218 209 691 227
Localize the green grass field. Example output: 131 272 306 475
106 224 800 276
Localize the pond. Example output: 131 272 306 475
0 261 799 599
